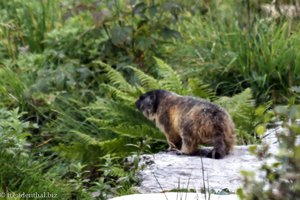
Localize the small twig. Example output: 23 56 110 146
152 171 169 200
185 171 193 200
207 173 211 200
200 156 206 200
176 178 180 200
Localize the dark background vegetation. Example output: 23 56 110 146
0 0 299 199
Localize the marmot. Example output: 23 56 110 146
135 90 235 159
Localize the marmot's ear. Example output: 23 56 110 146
135 99 140 110
152 91 160 113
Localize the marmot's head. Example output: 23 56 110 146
135 90 168 120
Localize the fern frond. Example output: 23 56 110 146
100 84 137 103
86 118 113 127
99 137 137 155
107 124 164 141
85 99 152 126
135 85 146 95
85 99 165 146
87 116 163 141
216 88 254 115
215 88 257 144
154 57 185 94
110 166 128 177
126 66 160 91
71 130 101 145
188 78 216 100
93 60 134 92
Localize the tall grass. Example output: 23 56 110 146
0 0 62 60
168 1 300 104
0 66 26 108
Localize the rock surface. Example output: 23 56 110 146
136 146 260 193
110 123 300 200
136 127 287 193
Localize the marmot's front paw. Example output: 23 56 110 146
166 146 177 152
175 149 187 155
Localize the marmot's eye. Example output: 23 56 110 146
140 95 146 100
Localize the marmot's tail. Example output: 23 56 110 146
224 116 235 155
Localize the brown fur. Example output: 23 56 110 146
135 90 235 159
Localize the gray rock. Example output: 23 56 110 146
134 125 300 194
136 146 260 193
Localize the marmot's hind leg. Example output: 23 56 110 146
207 134 226 159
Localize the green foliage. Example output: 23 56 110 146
154 57 185 94
166 0 300 104
0 108 72 199
1 0 299 198
30 0 185 67
216 88 267 144
239 100 300 200
0 108 137 199
0 66 26 108
0 0 62 56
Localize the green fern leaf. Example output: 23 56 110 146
93 60 134 92
215 88 257 144
71 130 100 145
127 66 160 91
107 124 164 141
100 84 137 103
188 78 216 100
110 166 128 177
154 57 185 94
99 137 137 155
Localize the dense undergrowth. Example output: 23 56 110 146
0 0 299 199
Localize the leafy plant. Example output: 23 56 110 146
0 108 72 199
216 88 267 145
40 0 185 69
238 100 300 199
0 66 27 108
